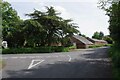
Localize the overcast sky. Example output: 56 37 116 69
4 0 110 38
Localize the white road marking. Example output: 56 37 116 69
67 55 71 62
28 60 44 69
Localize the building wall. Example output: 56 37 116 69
94 41 107 45
71 37 87 49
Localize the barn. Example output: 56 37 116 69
70 35 93 49
86 37 108 45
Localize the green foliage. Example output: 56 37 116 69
98 0 120 78
24 6 79 47
88 45 103 48
88 44 111 48
99 1 120 44
68 46 76 50
108 2 120 45
99 1 120 79
2 1 23 47
52 46 69 52
2 46 69 54
2 1 80 48
79 33 87 37
109 44 120 67
109 44 120 80
92 31 104 40
103 35 113 44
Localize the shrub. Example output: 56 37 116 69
63 47 69 52
109 44 120 79
68 46 76 50
2 46 69 54
51 46 69 52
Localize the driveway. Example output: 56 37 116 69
2 47 112 78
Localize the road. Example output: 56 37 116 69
2 47 112 78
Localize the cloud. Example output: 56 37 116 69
40 5 72 19
51 6 72 19
4 0 98 2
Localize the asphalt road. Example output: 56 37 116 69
2 47 112 78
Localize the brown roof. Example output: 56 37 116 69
73 35 93 45
91 38 107 43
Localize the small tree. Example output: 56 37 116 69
92 31 104 40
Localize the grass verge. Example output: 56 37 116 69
89 44 112 48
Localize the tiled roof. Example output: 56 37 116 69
91 38 107 43
73 35 93 45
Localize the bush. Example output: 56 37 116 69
68 46 76 49
109 45 120 67
53 46 69 52
63 47 69 52
109 44 120 79
2 46 69 54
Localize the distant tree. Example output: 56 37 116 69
92 31 100 39
79 33 86 37
103 35 113 44
99 31 104 39
92 31 104 40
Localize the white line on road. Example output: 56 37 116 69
28 60 44 69
67 55 71 62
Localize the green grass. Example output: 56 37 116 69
89 44 112 48
68 46 76 49
89 45 104 48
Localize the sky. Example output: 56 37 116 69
4 0 110 38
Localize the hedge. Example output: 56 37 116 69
109 44 120 79
2 46 69 54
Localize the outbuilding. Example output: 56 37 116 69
70 35 93 49
86 37 108 45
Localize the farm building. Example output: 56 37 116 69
86 37 108 45
70 35 93 49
